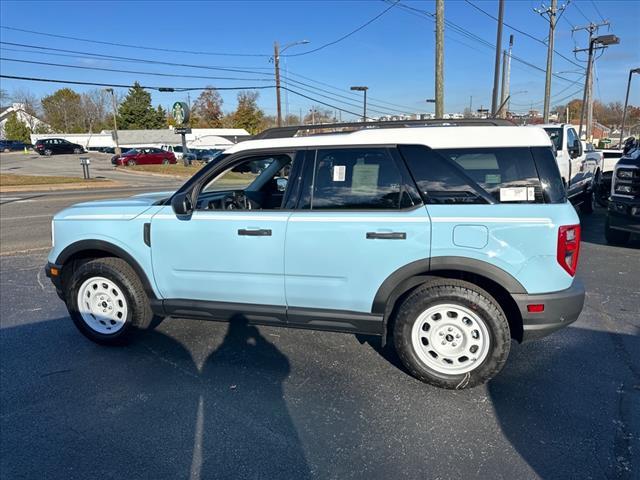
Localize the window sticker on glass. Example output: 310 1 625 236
332 165 346 182
500 187 529 202
351 164 380 194
527 186 535 201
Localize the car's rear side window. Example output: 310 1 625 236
400 144 562 204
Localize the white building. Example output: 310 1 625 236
0 103 49 139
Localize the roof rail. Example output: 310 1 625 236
253 118 515 139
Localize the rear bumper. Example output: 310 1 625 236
512 279 585 342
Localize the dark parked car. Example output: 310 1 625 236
0 140 30 152
111 147 177 166
34 138 85 156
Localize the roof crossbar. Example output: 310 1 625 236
253 118 515 139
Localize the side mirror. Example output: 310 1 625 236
171 192 193 216
569 139 582 158
276 177 288 192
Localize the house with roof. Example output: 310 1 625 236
0 103 49 139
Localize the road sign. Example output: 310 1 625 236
174 127 192 134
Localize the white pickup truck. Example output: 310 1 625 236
539 124 601 213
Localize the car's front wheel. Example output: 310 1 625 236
162 158 170 165
393 279 510 389
127 159 137 166
66 257 156 345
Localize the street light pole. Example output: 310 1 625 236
272 40 310 127
105 88 121 156
350 86 368 121
620 68 640 147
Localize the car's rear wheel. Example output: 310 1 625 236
66 257 155 345
44 149 53 156
605 216 631 245
127 159 137 166
393 279 510 389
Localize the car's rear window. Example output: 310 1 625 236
399 145 565 204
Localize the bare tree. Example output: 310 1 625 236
81 89 110 133
10 89 41 131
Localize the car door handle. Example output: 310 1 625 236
366 232 406 240
238 228 272 236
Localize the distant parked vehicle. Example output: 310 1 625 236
0 140 30 152
111 147 176 166
595 148 624 207
160 144 186 159
34 138 85 156
101 146 130 155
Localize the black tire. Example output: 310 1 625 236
66 257 155 345
580 188 594 214
605 216 631 245
595 173 609 208
393 279 511 389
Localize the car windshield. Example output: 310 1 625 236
543 128 563 151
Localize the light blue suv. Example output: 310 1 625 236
46 121 585 389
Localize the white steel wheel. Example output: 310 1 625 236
411 303 491 375
77 276 128 334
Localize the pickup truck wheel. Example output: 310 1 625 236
605 216 631 245
66 257 154 345
393 279 510 389
580 189 594 214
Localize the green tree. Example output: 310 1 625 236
118 82 165 129
41 88 83 132
227 91 265 134
3 112 31 143
193 87 224 127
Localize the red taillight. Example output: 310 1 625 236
527 304 545 313
557 224 581 276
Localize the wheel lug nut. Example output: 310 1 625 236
448 327 452 332
439 332 444 336
441 341 446 345
452 343 457 347
455 334 461 339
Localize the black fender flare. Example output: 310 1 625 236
55 239 157 299
371 256 526 315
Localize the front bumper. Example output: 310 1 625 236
512 279 585 342
45 262 64 299
608 198 640 234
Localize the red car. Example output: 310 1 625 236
111 148 176 166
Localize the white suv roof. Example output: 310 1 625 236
226 126 552 154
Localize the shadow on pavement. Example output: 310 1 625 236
578 207 640 248
488 327 640 480
0 316 310 480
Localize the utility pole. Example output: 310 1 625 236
350 86 368 121
105 88 121 156
620 68 640 146
500 34 514 118
435 0 444 119
574 22 615 139
491 0 505 116
535 0 559 123
273 41 282 127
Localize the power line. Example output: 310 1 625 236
284 1 399 57
0 41 271 76
463 0 583 69
391 0 578 84
0 57 274 82
589 0 606 23
572 1 593 23
0 25 272 57
0 74 372 120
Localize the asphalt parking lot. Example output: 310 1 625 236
1 198 638 479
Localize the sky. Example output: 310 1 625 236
0 0 638 121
